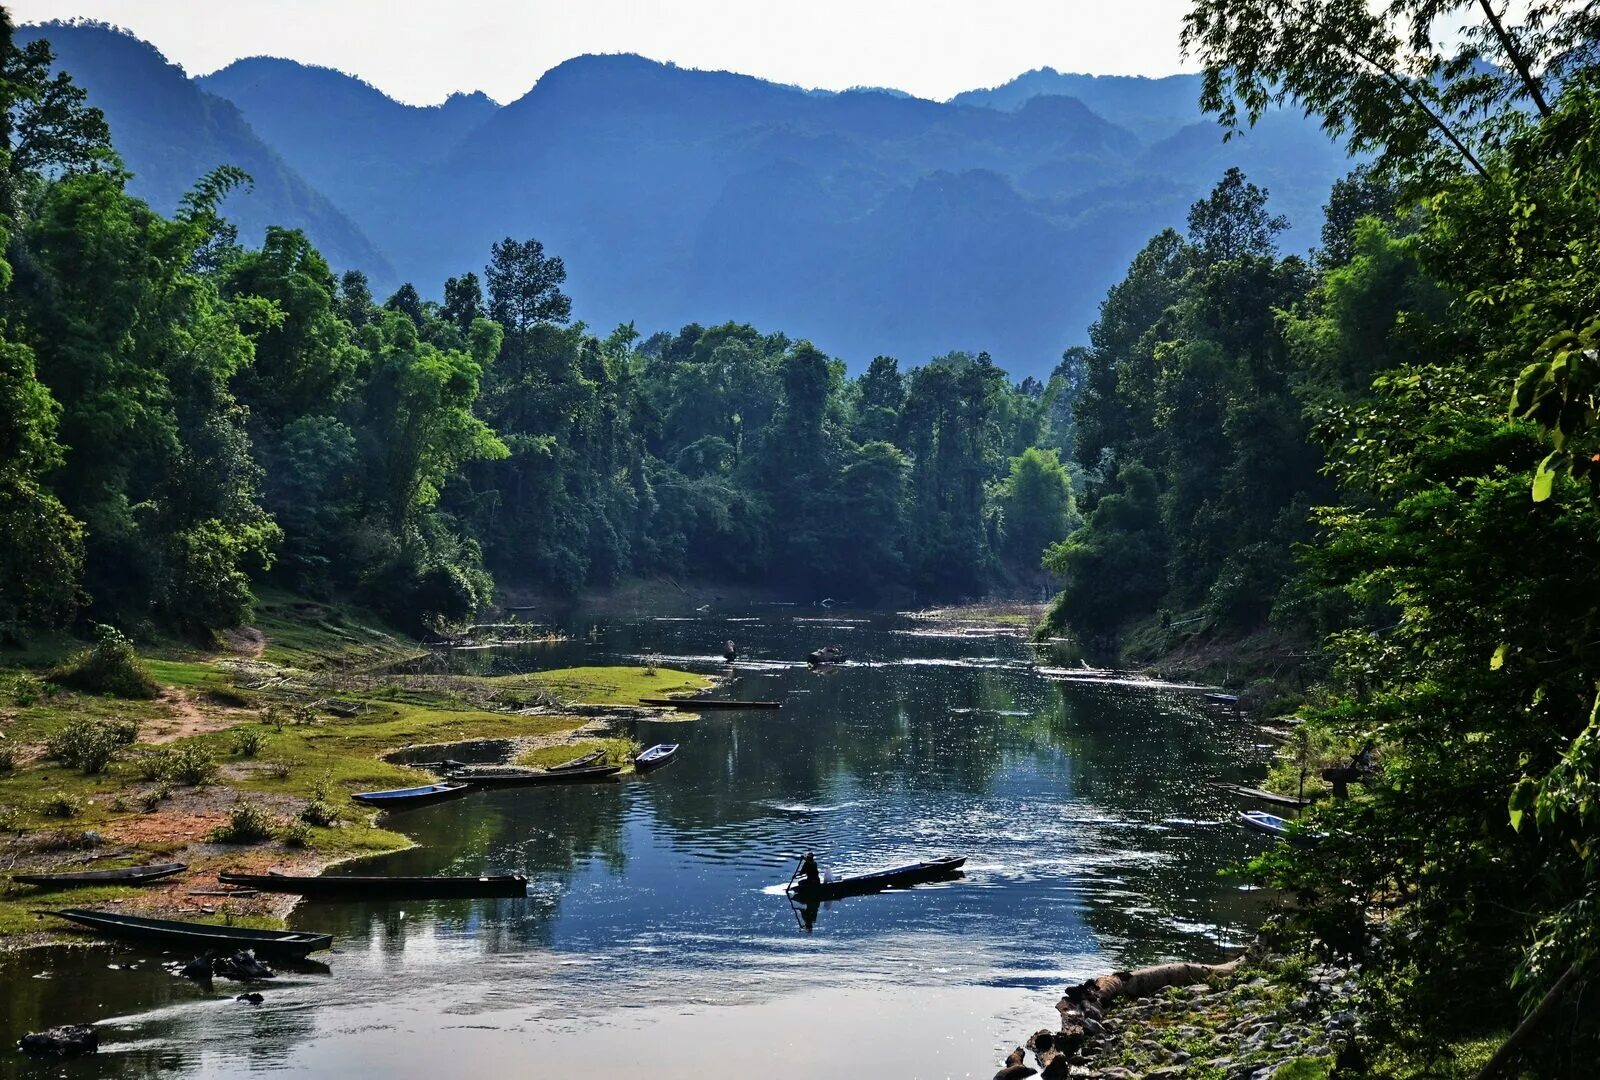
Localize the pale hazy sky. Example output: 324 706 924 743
10 0 1198 105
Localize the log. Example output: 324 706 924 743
1057 956 1245 1023
1473 962 1584 1080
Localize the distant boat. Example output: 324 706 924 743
1204 692 1242 707
634 743 680 772
786 856 967 902
641 697 781 710
42 908 332 958
217 870 528 900
546 750 606 772
447 764 621 787
350 782 470 808
807 645 848 665
11 863 186 888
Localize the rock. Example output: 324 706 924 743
1028 1030 1056 1053
213 950 274 982
1005 1047 1027 1067
1147 1068 1187 1078
994 1066 1036 1080
178 954 214 982
18 1024 97 1057
236 992 264 1005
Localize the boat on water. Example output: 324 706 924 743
1204 692 1242 707
807 645 848 665
42 908 332 957
1212 782 1312 809
11 863 186 888
447 764 622 787
786 856 967 902
217 870 528 899
546 750 605 772
1239 810 1322 847
350 782 471 808
634 743 679 771
640 698 781 710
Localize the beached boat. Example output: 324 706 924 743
42 908 332 957
350 782 470 808
786 856 967 902
546 750 605 771
634 743 680 771
447 764 622 787
217 870 528 899
1204 692 1242 707
11 863 186 888
1239 810 1322 846
640 698 781 710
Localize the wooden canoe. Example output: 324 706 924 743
217 871 528 899
1239 810 1323 847
1212 782 1312 809
634 743 679 771
787 856 967 902
640 698 781 710
42 908 332 957
12 863 186 888
350 782 470 808
448 764 621 787
546 750 605 771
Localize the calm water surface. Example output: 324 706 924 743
2 606 1279 1077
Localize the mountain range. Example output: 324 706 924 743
22 23 1356 377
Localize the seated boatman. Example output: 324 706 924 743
798 851 822 890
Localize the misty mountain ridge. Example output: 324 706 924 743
27 22 1357 378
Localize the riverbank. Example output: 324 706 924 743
0 598 713 948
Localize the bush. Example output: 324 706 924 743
135 749 172 781
209 800 277 844
266 759 292 779
43 717 138 774
279 820 313 848
0 804 19 831
0 743 15 773
166 745 216 786
140 783 172 813
40 791 83 818
52 625 158 699
4 672 49 706
231 727 264 757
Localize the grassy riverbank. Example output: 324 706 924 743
0 601 713 947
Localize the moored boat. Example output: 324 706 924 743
11 863 186 888
42 908 332 957
786 855 967 902
640 698 781 710
1212 782 1312 809
1239 810 1322 847
350 782 470 808
546 750 605 772
217 870 528 899
634 743 680 771
447 764 622 787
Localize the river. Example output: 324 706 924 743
1 605 1278 1077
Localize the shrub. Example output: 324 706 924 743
299 797 339 828
140 783 172 813
263 704 287 733
166 745 216 786
209 800 276 844
266 759 293 779
43 717 138 774
279 820 313 848
0 743 15 773
52 625 158 699
0 804 20 831
231 727 264 757
135 749 173 781
5 672 49 706
40 792 83 818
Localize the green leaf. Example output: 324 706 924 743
1491 644 1509 671
1533 452 1560 502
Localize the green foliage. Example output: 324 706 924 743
0 744 14 773
230 726 264 757
40 791 83 818
164 744 217 787
52 625 158 699
209 799 277 844
279 819 313 847
998 446 1075 572
42 715 138 774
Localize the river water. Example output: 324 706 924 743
2 606 1278 1077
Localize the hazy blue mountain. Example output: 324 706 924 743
23 23 390 279
32 25 1359 377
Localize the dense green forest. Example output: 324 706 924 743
0 12 1083 643
1038 0 1600 1073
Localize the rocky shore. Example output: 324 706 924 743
999 953 1360 1080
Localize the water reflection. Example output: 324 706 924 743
2 607 1275 1077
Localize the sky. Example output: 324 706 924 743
10 0 1198 106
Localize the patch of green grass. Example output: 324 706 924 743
250 591 414 669
489 665 714 706
515 737 639 770
1271 1058 1334 1080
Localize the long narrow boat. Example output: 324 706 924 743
640 698 782 710
786 856 967 902
634 743 680 772
42 908 332 957
546 750 606 772
12 863 186 888
1239 810 1322 847
350 782 470 808
1212 782 1312 809
447 764 622 787
217 870 528 899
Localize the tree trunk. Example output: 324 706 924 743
1474 962 1584 1080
